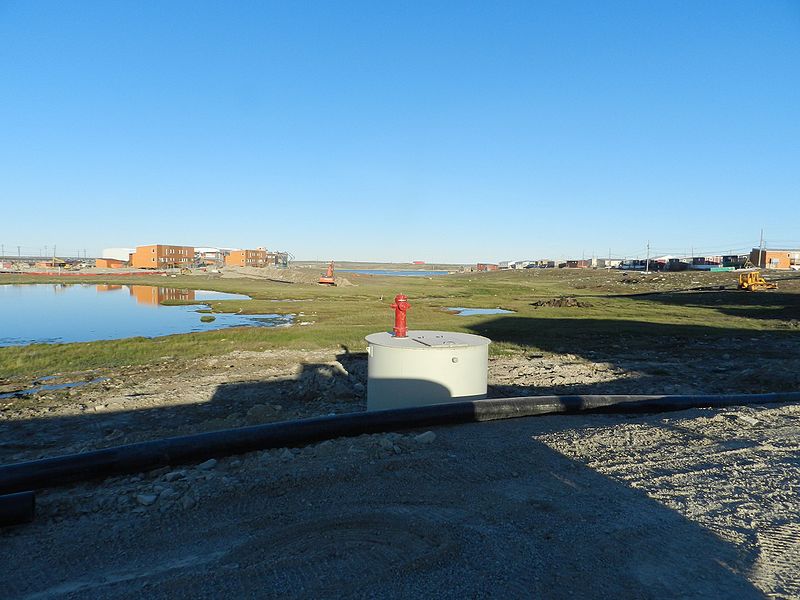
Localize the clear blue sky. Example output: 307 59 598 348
1 1 798 262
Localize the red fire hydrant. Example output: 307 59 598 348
391 294 411 338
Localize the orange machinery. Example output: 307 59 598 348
319 261 336 286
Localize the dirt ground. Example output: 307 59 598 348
2 346 800 598
218 265 354 286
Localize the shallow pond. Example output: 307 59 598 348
0 284 292 346
448 307 515 316
0 376 108 399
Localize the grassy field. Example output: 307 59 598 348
1 269 798 380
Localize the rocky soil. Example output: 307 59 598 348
218 265 354 286
2 343 800 598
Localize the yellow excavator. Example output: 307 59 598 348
738 271 778 291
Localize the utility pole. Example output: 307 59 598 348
1 244 4 260
17 246 20 258
758 229 764 269
645 241 650 273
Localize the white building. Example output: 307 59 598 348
101 247 135 262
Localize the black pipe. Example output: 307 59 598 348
0 491 35 527
1 391 798 496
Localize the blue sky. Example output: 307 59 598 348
1 1 798 262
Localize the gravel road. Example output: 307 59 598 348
2 346 800 598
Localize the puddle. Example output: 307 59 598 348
0 377 109 400
447 307 515 316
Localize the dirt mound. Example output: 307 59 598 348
530 296 591 308
218 266 353 286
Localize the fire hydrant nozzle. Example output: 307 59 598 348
391 294 410 338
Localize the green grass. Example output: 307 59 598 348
1 269 798 380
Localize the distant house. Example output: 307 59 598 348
620 259 648 270
749 248 800 270
565 260 590 269
591 258 622 269
665 258 688 271
691 256 722 267
722 255 748 269
476 263 499 272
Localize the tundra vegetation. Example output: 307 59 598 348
1 268 798 382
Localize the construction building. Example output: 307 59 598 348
130 245 194 269
749 248 800 270
265 251 289 267
95 258 127 269
195 247 232 265
35 258 67 268
225 249 268 267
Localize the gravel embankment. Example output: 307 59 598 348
2 346 800 598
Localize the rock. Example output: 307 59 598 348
314 440 335 456
136 494 157 506
736 414 760 426
414 431 437 444
159 487 178 501
279 448 295 461
378 436 394 449
164 470 187 482
353 382 365 395
197 459 218 470
245 404 275 424
332 378 354 398
181 495 196 510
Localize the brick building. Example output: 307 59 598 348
225 249 268 267
130 245 194 269
749 248 800 270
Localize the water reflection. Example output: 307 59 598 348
127 285 195 305
0 284 291 346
